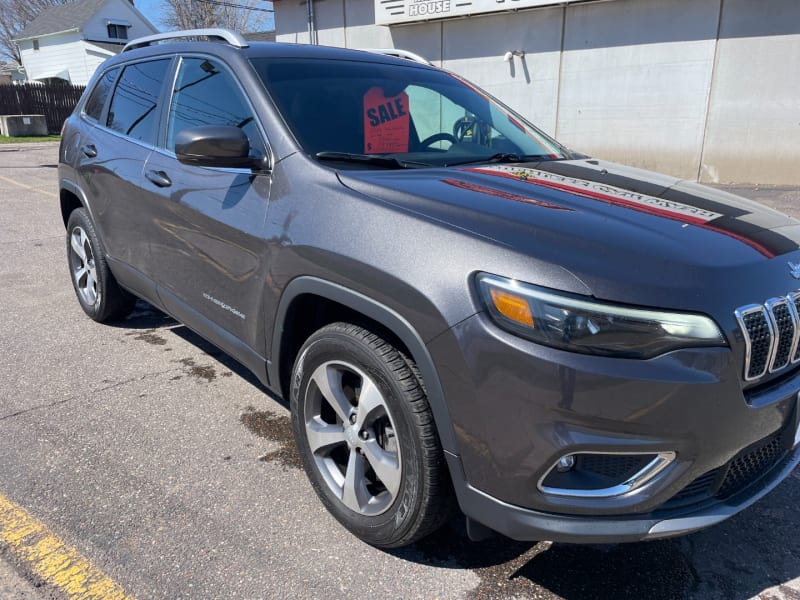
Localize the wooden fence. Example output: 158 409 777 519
0 82 85 134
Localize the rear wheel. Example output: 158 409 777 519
291 322 451 547
66 208 135 322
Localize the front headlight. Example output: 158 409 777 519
477 273 726 358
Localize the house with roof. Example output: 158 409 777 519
14 0 158 85
0 62 26 84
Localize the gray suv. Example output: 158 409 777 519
59 29 800 548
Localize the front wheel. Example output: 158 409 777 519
291 322 451 547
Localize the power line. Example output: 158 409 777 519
193 0 274 12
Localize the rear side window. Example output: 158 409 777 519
106 59 170 144
166 57 262 155
84 67 119 121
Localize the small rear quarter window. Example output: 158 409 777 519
84 67 119 122
107 59 171 144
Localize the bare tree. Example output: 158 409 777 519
0 0 72 63
161 0 271 33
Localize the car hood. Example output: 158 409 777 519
337 158 800 311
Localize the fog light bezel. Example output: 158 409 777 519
538 451 676 499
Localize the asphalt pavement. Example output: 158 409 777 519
1 142 799 600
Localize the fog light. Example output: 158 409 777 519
556 455 575 472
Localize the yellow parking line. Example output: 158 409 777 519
0 174 59 199
0 494 135 600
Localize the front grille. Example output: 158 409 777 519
663 431 787 510
793 294 800 361
736 292 800 382
717 435 785 498
768 300 795 370
664 468 721 508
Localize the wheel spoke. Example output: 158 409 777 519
354 378 384 431
74 265 88 285
70 231 86 261
362 439 401 498
341 448 368 512
85 283 97 304
306 420 346 455
85 269 96 293
310 364 353 423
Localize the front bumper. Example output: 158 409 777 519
447 442 800 543
430 312 800 542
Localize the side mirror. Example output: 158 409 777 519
175 125 267 170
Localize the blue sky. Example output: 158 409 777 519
133 0 275 32
134 0 167 29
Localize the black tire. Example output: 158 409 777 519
291 322 452 547
66 208 136 322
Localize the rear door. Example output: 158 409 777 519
142 55 272 351
76 58 172 278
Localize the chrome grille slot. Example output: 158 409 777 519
791 292 800 363
736 305 773 381
736 291 800 382
766 298 797 372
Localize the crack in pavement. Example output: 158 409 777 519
0 367 182 422
0 235 61 247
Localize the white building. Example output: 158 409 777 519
15 0 158 86
274 0 800 186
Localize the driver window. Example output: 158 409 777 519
166 57 263 156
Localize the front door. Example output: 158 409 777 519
142 56 272 350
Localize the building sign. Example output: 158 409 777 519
375 0 584 25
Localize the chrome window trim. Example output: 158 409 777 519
735 303 774 382
537 451 676 499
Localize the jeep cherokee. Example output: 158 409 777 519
58 29 800 548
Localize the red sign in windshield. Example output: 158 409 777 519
363 87 410 154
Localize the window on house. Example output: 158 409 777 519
33 39 39 51
107 24 128 40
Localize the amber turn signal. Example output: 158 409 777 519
489 288 535 327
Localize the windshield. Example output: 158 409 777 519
250 57 567 167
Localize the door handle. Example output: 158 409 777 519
81 144 97 158
145 170 172 188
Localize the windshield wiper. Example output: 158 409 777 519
316 151 430 169
445 153 557 167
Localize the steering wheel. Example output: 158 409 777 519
419 132 458 149
453 115 478 141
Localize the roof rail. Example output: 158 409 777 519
123 28 248 52
361 48 432 66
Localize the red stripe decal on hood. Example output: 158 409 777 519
463 166 775 258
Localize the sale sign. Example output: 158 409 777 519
363 87 410 154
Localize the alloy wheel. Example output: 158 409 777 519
302 360 402 516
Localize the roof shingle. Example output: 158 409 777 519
16 0 109 40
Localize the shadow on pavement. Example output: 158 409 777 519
390 471 800 599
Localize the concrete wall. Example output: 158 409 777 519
700 0 800 185
275 0 800 185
